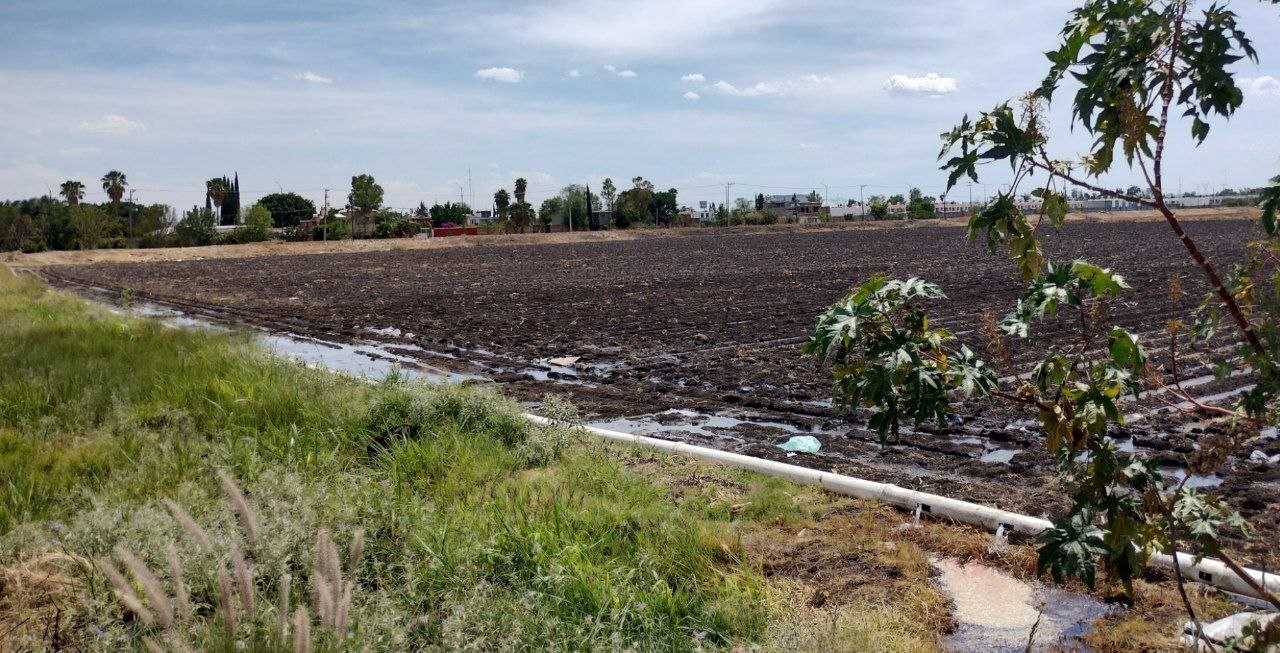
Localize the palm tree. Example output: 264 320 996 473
206 178 228 215
514 178 528 205
101 170 127 218
60 180 85 206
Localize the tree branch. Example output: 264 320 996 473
1028 155 1158 208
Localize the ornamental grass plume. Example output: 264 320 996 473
165 542 193 621
97 556 155 627
230 544 255 617
277 573 292 640
216 469 259 546
114 546 174 630
161 499 214 555
216 564 237 636
293 606 311 653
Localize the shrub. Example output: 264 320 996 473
311 219 350 240
19 236 47 253
174 208 216 247
372 218 420 239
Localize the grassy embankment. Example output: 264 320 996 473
0 267 959 651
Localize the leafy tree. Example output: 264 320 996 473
509 201 534 233
601 178 617 217
429 202 470 226
810 0 1280 626
348 174 384 214
60 180 84 206
886 193 905 205
70 204 111 249
229 203 274 243
174 206 216 247
494 189 511 219
907 187 936 219
558 185 598 230
39 200 75 250
755 193 765 211
101 170 127 222
806 190 822 204
415 202 430 218
257 192 316 228
514 178 528 204
537 197 564 227
650 188 679 226
348 174 384 236
615 180 655 229
866 195 889 219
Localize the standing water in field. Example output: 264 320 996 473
932 557 1111 652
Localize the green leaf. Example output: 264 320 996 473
1259 174 1280 238
1036 513 1108 588
1107 328 1146 374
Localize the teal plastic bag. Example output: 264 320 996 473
777 435 821 453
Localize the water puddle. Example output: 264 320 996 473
95 296 484 384
933 557 1111 652
979 448 1021 464
589 408 808 444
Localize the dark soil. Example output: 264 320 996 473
41 217 1280 569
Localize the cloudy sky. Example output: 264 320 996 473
1 0 1278 211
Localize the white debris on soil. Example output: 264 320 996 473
1249 449 1280 464
548 356 581 367
933 557 1111 652
1182 612 1279 651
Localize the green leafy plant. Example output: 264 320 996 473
807 0 1280 635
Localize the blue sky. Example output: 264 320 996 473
1 0 1278 212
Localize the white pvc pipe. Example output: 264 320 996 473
527 413 1280 603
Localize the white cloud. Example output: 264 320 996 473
505 0 788 58
77 114 147 135
295 71 333 84
683 91 700 101
382 180 425 196
883 72 957 95
681 73 705 82
475 67 525 83
713 80 774 96
603 64 637 77
711 74 831 98
567 69 581 77
1240 75 1280 97
57 146 103 157
798 143 821 150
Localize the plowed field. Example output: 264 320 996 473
39 217 1280 568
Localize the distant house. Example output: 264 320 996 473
829 205 868 219
763 194 825 219
469 210 499 225
678 206 715 225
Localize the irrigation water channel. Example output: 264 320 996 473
77 285 1128 651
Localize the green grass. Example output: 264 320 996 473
0 268 785 651
0 268 967 651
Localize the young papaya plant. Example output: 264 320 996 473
808 1 1280 643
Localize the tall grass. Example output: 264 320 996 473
0 268 778 650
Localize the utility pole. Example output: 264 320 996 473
859 184 867 219
822 183 829 219
127 189 136 238
724 182 735 226
322 188 330 241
